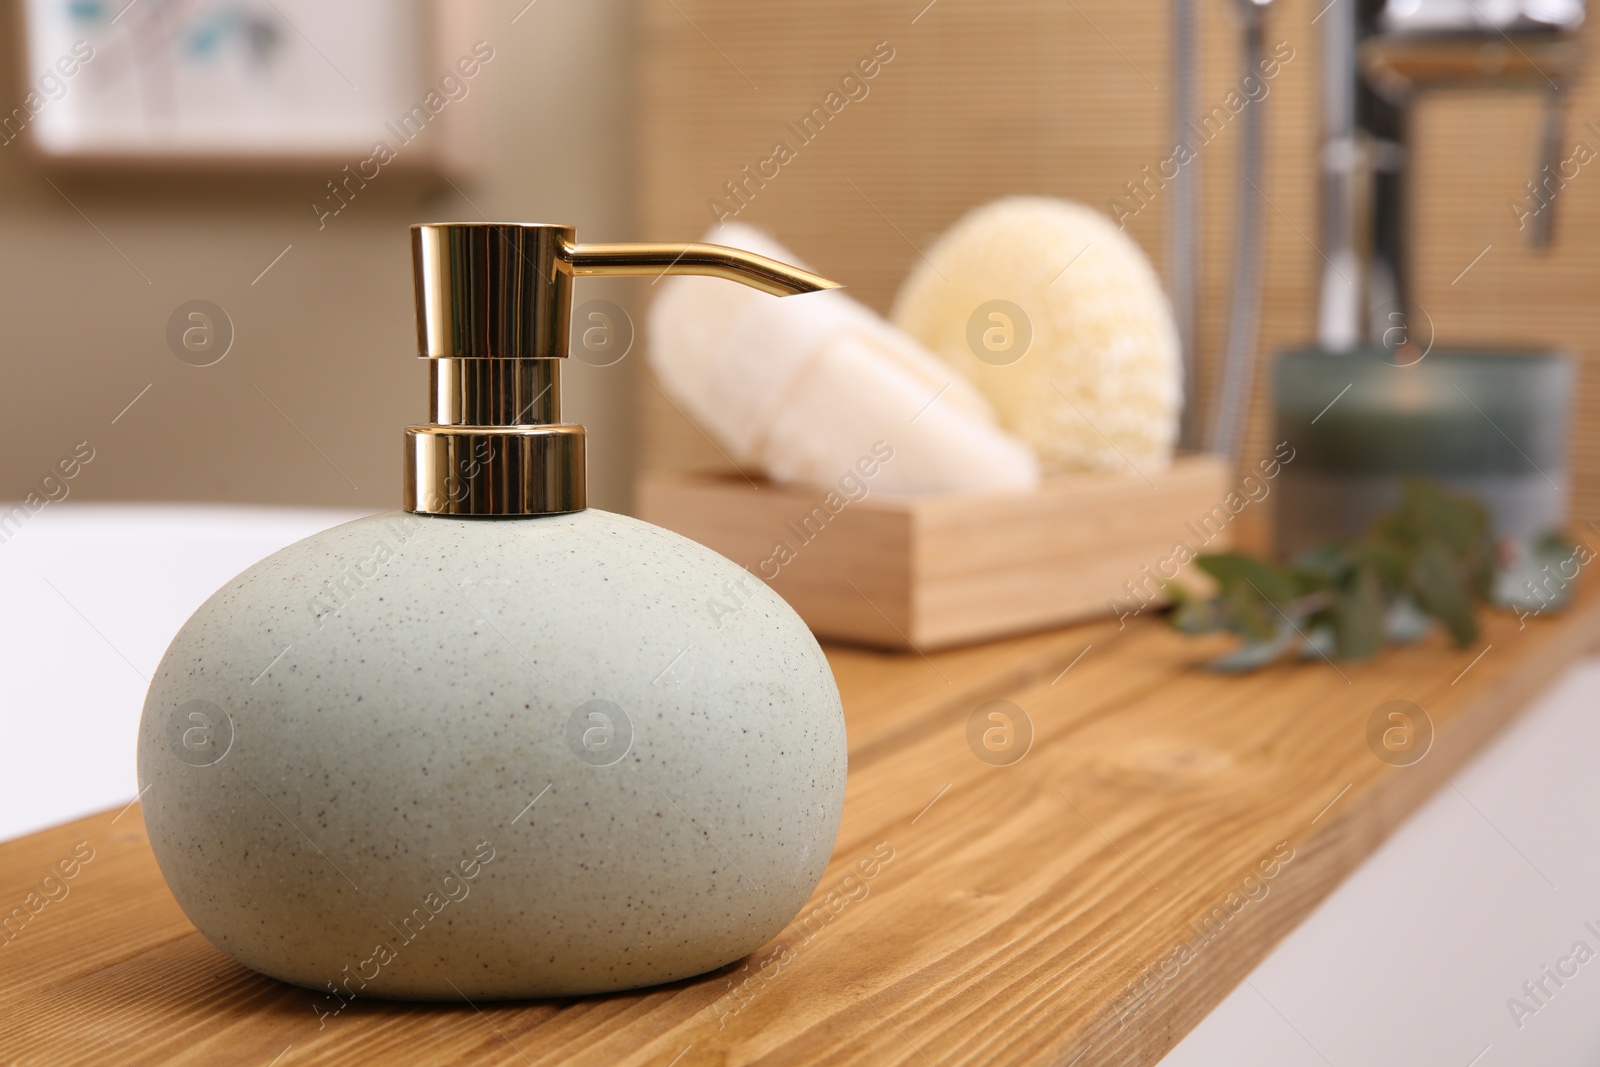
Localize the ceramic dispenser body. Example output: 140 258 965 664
136 223 849 999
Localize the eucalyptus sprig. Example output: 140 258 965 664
1168 480 1510 671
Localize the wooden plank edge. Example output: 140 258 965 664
1070 594 1600 1063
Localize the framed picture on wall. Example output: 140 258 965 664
14 0 486 173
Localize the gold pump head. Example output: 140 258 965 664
404 222 839 517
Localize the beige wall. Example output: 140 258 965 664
0 0 640 514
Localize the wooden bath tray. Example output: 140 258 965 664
637 455 1235 650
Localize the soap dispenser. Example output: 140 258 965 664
136 223 849 1001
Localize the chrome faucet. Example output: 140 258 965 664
1317 0 1585 350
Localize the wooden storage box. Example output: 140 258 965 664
637 455 1235 651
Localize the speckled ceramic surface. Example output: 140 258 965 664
136 509 847 1001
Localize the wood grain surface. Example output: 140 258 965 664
4 591 1598 1065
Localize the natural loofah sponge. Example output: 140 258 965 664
891 197 1181 475
649 223 1039 496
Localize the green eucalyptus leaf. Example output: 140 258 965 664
1168 479 1502 665
1289 551 1347 594
1330 566 1385 659
1221 578 1281 641
1198 553 1299 604
1290 543 1348 580
1353 541 1408 589
1409 539 1478 646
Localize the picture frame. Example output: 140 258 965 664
13 0 486 175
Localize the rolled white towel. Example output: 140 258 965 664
648 223 1040 496
892 197 1182 476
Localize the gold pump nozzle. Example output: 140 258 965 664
404 222 839 517
568 243 839 297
